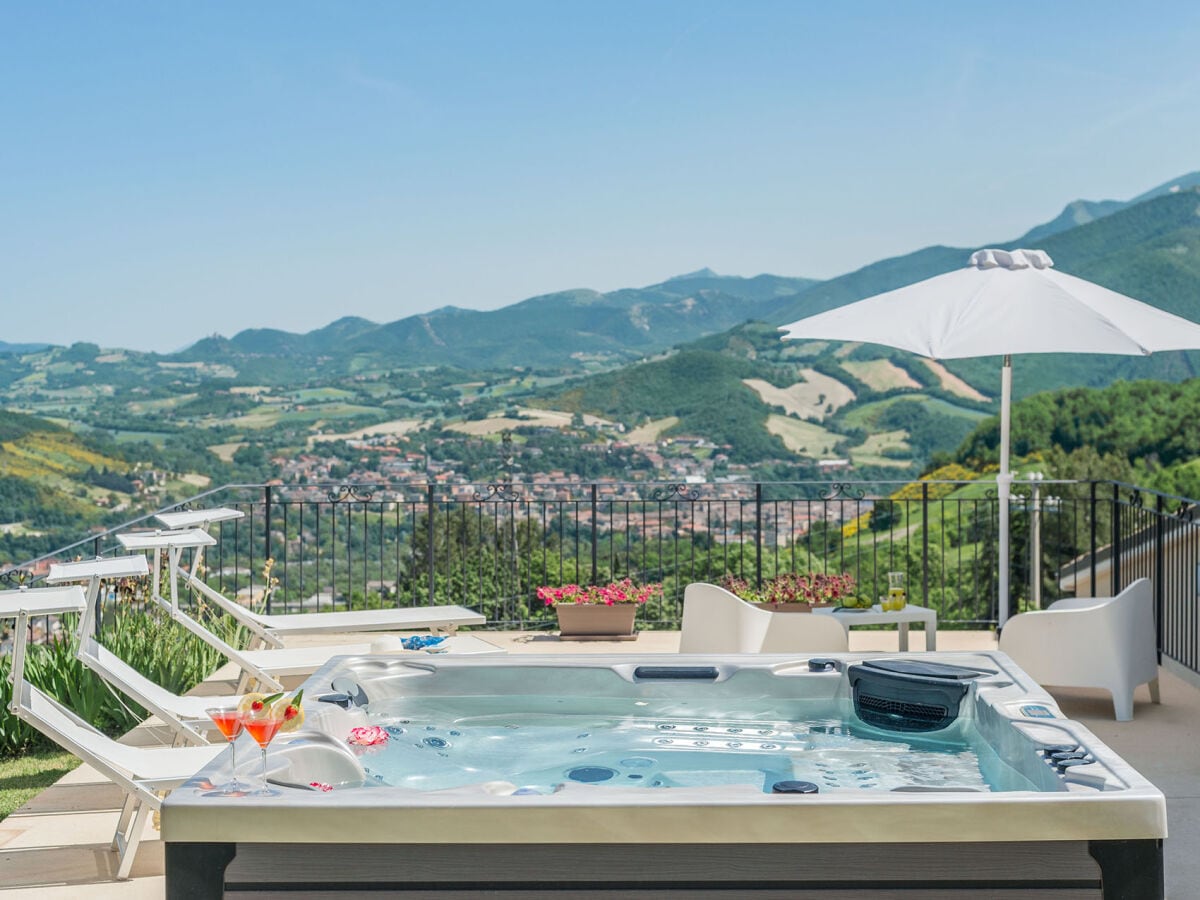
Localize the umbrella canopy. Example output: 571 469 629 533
779 248 1200 624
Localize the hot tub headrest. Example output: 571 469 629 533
269 731 366 791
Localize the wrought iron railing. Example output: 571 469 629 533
5 478 1199 677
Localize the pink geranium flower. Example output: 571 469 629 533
537 578 662 607
347 725 390 746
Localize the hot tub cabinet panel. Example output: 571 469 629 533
163 652 1167 899
168 839 1163 898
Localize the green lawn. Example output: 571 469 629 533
0 749 78 822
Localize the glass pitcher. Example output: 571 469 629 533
886 571 907 610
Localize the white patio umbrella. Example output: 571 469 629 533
779 248 1200 625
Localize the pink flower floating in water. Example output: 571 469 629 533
309 781 333 793
347 725 390 746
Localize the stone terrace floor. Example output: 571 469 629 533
0 629 1195 898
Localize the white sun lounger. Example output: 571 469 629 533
1 586 220 879
121 519 486 643
115 529 287 692
48 556 505 734
154 505 245 530
234 633 507 680
45 557 240 744
113 526 491 692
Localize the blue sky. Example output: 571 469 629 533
4 1 1200 351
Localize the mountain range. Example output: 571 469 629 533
176 169 1200 391
9 170 1200 397
176 272 818 374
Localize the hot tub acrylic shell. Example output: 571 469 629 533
162 651 1167 898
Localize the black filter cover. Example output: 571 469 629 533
858 659 987 681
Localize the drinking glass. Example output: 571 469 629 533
204 705 247 796
243 704 284 796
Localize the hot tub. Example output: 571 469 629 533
163 652 1166 899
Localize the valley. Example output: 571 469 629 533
3 177 1200 565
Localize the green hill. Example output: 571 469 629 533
957 376 1200 484
0 411 134 559
549 349 793 464
766 188 1200 403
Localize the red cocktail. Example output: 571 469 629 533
204 706 247 796
244 716 283 748
244 703 285 797
209 710 243 741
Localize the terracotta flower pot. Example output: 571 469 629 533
555 603 638 641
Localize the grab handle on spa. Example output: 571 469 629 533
633 666 720 681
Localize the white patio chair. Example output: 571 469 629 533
998 577 1161 721
679 582 849 653
1 586 220 879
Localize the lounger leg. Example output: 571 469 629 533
112 794 137 850
1148 677 1161 704
116 801 152 880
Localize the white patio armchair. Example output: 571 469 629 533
998 577 1161 721
680 582 849 653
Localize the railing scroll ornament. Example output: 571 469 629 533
0 568 32 586
475 483 522 502
650 484 700 502
326 485 376 503
818 482 866 501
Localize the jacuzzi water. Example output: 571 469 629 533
352 697 1020 794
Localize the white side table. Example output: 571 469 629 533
815 603 938 651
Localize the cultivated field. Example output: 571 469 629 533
765 414 841 457
626 417 679 444
309 418 424 446
850 429 912 468
446 407 613 436
841 359 921 392
919 359 989 401
744 369 856 421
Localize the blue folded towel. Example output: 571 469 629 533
401 635 447 650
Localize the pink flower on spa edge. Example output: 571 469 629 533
347 725 390 746
309 781 334 792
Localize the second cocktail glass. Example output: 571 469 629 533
244 702 284 796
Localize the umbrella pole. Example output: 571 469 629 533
998 355 1013 627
